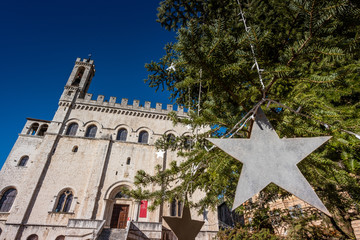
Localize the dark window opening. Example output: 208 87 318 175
170 199 177 216
72 67 85 86
177 201 182 217
26 234 39 240
167 134 176 143
55 236 65 240
72 146 78 152
37 124 48 136
55 190 73 213
85 125 97 138
138 131 149 144
28 123 39 135
126 157 131 165
0 188 17 212
116 129 128 141
170 199 182 217
19 156 29 167
66 123 78 136
115 190 130 199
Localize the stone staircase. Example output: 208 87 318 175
98 228 128 240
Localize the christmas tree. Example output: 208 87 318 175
132 0 360 238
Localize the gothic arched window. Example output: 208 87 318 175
18 156 29 167
0 188 17 212
66 123 78 136
37 124 48 136
85 125 97 138
55 190 73 213
28 123 39 135
26 234 38 240
138 131 149 144
116 129 128 141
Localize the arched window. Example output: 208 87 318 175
65 123 78 136
37 124 48 136
114 190 130 199
138 131 149 144
26 234 38 240
28 123 39 135
184 136 193 150
167 134 176 143
0 188 17 212
0 227 2 235
18 156 29 167
85 125 97 138
72 67 85 86
55 190 73 213
55 235 65 240
116 129 128 141
170 199 182 217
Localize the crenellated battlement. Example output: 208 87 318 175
60 93 187 117
75 57 94 66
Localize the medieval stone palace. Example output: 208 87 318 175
0 58 218 240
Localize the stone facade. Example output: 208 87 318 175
0 58 218 240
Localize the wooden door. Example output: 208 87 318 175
110 204 129 229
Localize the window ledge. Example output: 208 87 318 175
48 211 75 215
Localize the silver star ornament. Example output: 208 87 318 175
207 108 332 215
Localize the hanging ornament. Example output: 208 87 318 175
166 62 176 72
163 206 204 240
207 108 331 215
156 150 165 159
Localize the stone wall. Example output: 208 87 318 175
352 220 360 240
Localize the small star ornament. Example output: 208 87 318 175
207 108 332 215
166 62 176 72
163 206 204 240
156 150 165 159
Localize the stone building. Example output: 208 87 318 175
0 58 218 240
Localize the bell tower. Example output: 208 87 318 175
60 57 96 100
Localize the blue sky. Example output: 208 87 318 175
0 1 176 168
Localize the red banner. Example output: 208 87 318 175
139 200 148 218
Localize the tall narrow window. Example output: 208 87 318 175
85 125 97 138
55 190 73 213
18 156 29 167
72 67 85 86
0 188 17 212
28 123 39 135
170 199 177 216
37 124 48 136
116 129 128 141
177 201 182 217
66 123 78 136
138 131 149 144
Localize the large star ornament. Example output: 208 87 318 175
163 206 204 240
207 108 332 215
